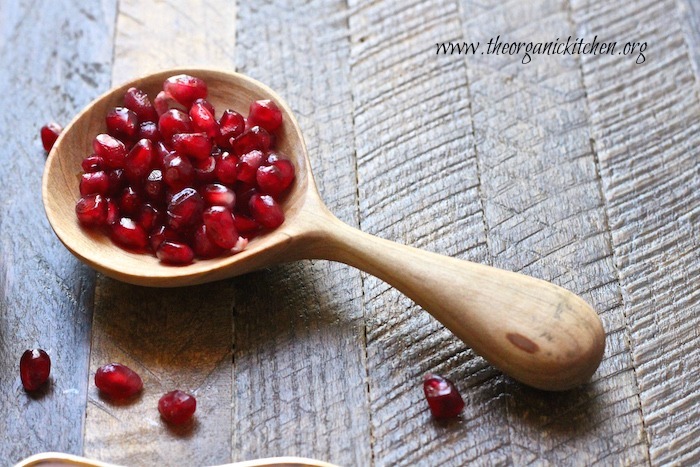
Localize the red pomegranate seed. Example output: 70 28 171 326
124 87 158 122
144 169 164 203
201 183 235 209
234 183 257 215
164 74 207 107
138 203 161 231
154 91 172 116
106 199 120 225
236 150 264 184
256 158 295 197
193 156 217 184
149 225 181 251
118 186 142 217
216 110 245 148
137 121 161 142
106 107 138 142
172 132 212 160
248 99 283 132
124 139 154 183
41 122 62 152
154 141 174 168
193 224 225 258
20 349 51 391
249 194 284 229
158 390 196 425
190 99 219 138
203 206 238 249
95 363 143 399
80 171 110 196
163 154 195 191
93 134 127 169
158 109 192 142
215 152 238 184
76 194 108 226
82 154 104 173
422 374 465 419
233 214 261 235
167 187 204 231
231 126 271 155
156 241 195 265
107 169 126 196
111 217 148 250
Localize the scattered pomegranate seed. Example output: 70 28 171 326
76 194 108 226
158 390 196 425
124 87 158 122
95 363 143 399
20 349 51 391
156 241 195 265
422 374 465 419
106 107 138 142
41 122 62 152
248 100 283 133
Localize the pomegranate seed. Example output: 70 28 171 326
157 241 195 265
40 122 62 152
167 187 204 231
158 390 196 425
95 363 143 399
193 156 217 184
248 99 283 132
106 168 126 196
93 134 127 169
216 110 245 148
112 217 148 250
164 74 207 107
422 374 465 419
233 214 261 235
124 139 154 183
149 225 181 251
172 132 212 160
163 154 195 191
215 152 238 184
124 87 158 122
106 199 120 225
234 184 257 215
76 194 108 226
138 203 161 231
82 154 104 172
257 159 295 197
144 169 165 203
203 206 238 249
20 349 51 391
118 186 142 217
106 107 138 142
80 171 110 196
154 141 174 168
249 194 284 229
190 99 219 138
158 109 192 142
193 224 225 258
201 183 235 209
154 91 172 116
137 121 161 142
236 150 264 184
231 126 271 155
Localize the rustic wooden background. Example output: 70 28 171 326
1 0 698 465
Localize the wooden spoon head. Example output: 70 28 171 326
43 68 318 287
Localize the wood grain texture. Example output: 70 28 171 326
233 2 371 464
347 0 509 465
83 1 237 465
459 0 649 464
572 0 700 464
677 0 700 83
0 0 115 463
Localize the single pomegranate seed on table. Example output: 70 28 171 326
248 99 283 132
422 374 465 419
79 171 110 196
203 206 239 249
236 150 264 184
201 183 235 209
124 139 155 183
249 194 284 229
20 349 51 391
105 107 138 142
158 109 192 142
164 74 208 107
82 154 104 172
40 122 62 152
172 132 212 160
111 217 148 250
93 134 127 169
124 86 158 122
76 194 108 226
231 126 271 155
156 241 195 265
158 390 196 425
95 363 143 399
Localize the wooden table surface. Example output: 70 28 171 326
1 0 698 465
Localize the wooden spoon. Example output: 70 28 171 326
43 68 605 391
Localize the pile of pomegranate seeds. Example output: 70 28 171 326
95 363 143 399
158 390 197 425
74 74 294 265
422 373 465 419
20 349 51 391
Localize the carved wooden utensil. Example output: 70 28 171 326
43 68 605 391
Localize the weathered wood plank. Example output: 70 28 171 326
572 0 700 464
0 0 116 463
459 0 650 464
233 2 371 465
677 0 700 82
348 0 509 465
83 1 237 465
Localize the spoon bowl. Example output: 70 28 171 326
43 68 606 391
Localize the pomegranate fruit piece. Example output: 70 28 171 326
167 187 204 231
95 363 143 399
106 107 138 142
80 171 110 196
422 374 465 419
249 194 284 229
231 126 271 155
158 390 196 425
236 150 264 184
193 224 225 258
203 206 239 249
20 349 51 391
216 110 245 148
111 217 148 250
124 87 158 122
158 109 192 142
40 122 62 152
156 241 195 265
76 194 108 226
164 74 208 107
172 132 212 160
82 154 104 173
124 139 155 183
93 134 127 169
201 183 236 209
190 99 219 138
248 99 283 132
256 158 295 197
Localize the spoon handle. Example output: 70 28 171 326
306 214 605 391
